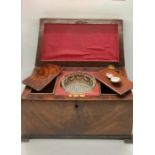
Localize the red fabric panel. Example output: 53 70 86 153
40 24 119 62
54 71 100 96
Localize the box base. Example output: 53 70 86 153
21 134 132 144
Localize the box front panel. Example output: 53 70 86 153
22 100 132 138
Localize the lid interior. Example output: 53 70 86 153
41 24 119 62
36 19 124 67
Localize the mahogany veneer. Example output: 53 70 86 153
22 67 132 142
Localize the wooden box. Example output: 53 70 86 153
21 19 133 142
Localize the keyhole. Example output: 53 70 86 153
75 104 78 109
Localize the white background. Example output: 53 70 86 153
1 0 155 155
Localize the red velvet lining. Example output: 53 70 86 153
40 24 119 62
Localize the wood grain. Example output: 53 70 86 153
94 68 133 95
22 100 132 138
23 64 62 91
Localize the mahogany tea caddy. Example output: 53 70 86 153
21 18 133 143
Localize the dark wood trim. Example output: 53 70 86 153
118 20 125 66
22 89 132 101
21 138 29 142
21 135 132 144
124 139 133 144
22 134 132 140
35 18 125 67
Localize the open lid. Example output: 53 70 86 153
35 18 124 67
94 68 133 95
23 64 62 91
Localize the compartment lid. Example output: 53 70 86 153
94 68 133 95
35 19 125 67
23 64 62 91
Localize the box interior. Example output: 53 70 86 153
31 78 56 94
40 24 119 62
100 83 116 94
30 74 116 95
